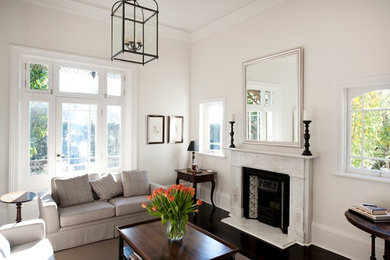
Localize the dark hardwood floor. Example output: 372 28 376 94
189 203 349 260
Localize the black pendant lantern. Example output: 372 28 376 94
111 0 159 65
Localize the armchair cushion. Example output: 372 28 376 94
121 170 149 197
55 174 94 207
0 233 10 259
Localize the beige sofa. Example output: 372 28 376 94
0 219 55 260
38 171 161 251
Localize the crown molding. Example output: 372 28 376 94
190 0 285 42
18 0 191 42
17 0 283 43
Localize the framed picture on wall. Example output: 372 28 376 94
168 116 184 143
147 115 165 144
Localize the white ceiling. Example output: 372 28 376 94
19 0 284 41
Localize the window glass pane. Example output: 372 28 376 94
350 111 362 156
29 63 49 90
364 89 390 109
61 103 97 173
350 157 362 169
247 89 261 105
59 67 99 94
248 111 261 141
107 105 121 168
363 111 389 159
351 95 362 110
29 101 49 175
362 159 388 171
107 73 122 96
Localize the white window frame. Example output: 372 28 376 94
9 45 138 193
198 98 225 157
340 75 390 182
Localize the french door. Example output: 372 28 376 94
55 97 103 177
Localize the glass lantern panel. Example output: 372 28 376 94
144 14 157 56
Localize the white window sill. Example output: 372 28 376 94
198 152 226 159
333 172 390 184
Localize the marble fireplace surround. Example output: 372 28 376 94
222 148 317 249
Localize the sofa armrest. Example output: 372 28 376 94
149 181 166 192
0 219 45 247
38 191 60 234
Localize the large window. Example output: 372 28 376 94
199 100 224 156
24 59 126 176
346 87 390 178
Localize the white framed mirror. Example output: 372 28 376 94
243 47 303 147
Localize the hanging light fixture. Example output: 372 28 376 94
111 0 159 65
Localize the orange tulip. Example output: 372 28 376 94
147 195 152 201
194 209 199 213
169 195 175 202
152 206 157 211
141 202 147 208
196 200 202 206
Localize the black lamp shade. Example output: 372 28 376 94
187 140 198 152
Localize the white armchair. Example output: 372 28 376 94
0 219 54 260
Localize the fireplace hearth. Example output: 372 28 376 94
243 167 290 233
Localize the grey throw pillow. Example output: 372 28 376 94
55 174 94 207
111 172 123 196
90 174 121 200
121 170 150 197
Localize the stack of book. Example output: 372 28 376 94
349 203 390 222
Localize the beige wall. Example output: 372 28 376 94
0 0 190 223
190 0 390 259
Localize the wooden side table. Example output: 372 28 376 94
345 210 390 260
175 169 217 209
0 191 37 223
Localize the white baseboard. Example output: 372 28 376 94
312 221 385 260
197 184 230 211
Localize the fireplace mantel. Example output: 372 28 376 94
224 148 318 247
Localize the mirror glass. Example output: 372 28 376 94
243 48 303 147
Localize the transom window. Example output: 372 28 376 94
347 87 390 177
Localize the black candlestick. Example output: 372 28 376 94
302 120 312 156
229 121 236 148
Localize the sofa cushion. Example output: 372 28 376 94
0 233 10 259
9 239 54 260
90 174 121 200
121 170 150 197
59 201 115 227
108 195 149 216
55 174 95 207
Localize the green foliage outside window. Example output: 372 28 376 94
30 64 49 90
350 89 390 171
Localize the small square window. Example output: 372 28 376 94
28 63 50 91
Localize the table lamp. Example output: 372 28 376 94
187 140 199 171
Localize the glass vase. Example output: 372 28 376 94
166 219 186 242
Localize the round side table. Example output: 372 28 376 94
0 191 37 223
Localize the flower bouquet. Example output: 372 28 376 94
142 184 202 241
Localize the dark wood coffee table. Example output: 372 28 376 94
117 218 238 260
